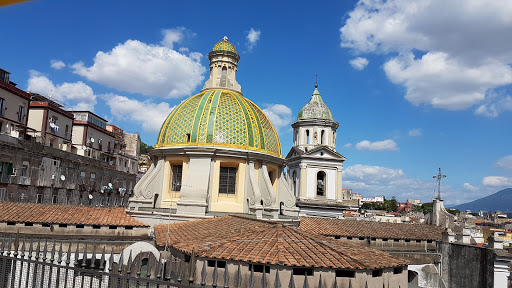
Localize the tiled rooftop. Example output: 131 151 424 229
299 217 444 241
0 202 149 227
154 216 408 270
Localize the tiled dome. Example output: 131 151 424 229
156 89 282 157
212 37 237 53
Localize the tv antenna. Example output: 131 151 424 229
433 168 447 200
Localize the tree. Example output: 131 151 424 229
140 142 153 154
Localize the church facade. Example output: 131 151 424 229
129 37 298 221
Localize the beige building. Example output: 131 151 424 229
27 93 74 151
106 124 140 175
129 37 298 221
0 68 31 143
71 111 116 162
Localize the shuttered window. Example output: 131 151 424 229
171 165 183 192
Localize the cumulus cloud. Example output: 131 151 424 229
50 60 65 70
246 28 261 51
496 155 512 170
408 128 422 137
262 104 292 132
355 139 398 151
72 34 205 99
103 94 174 132
482 176 512 187
349 57 369 70
343 143 352 148
161 27 185 49
27 70 96 111
340 0 512 113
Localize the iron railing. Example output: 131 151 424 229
0 236 362 288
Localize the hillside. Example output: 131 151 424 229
452 188 512 212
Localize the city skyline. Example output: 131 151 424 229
1 0 511 205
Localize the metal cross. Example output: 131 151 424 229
433 168 447 200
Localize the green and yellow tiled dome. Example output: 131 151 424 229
156 89 282 157
212 37 237 54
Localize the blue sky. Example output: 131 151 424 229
2 0 511 205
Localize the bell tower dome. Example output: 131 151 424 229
202 36 242 92
292 84 339 152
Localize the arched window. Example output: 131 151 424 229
321 130 325 145
220 66 228 87
316 171 326 197
292 171 297 196
306 130 310 144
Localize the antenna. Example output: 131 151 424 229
433 168 447 200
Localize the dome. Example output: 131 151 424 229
297 86 333 121
156 89 282 157
212 36 237 53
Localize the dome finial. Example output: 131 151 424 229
315 74 318 88
223 36 229 42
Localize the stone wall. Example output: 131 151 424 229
0 138 135 206
440 242 495 288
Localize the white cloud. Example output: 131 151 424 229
349 57 368 70
496 155 512 170
408 128 422 137
246 28 261 51
463 183 478 191
474 91 512 117
343 143 352 148
161 27 185 49
482 176 512 187
103 94 174 133
262 104 292 132
27 70 96 111
340 0 512 113
355 139 398 151
50 60 65 70
72 35 205 99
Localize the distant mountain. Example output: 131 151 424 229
452 188 512 212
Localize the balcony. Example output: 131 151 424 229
0 174 10 184
15 176 31 186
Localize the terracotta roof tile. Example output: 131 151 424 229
0 202 149 227
299 217 444 241
154 216 408 270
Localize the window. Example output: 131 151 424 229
52 195 58 204
220 66 228 87
372 269 383 277
0 98 4 116
18 105 25 123
207 260 226 268
36 194 43 203
321 130 325 144
219 166 237 194
336 270 355 278
292 171 297 196
306 130 310 144
316 171 326 197
249 264 270 274
394 267 404 274
292 268 313 276
171 165 183 191
0 188 6 201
